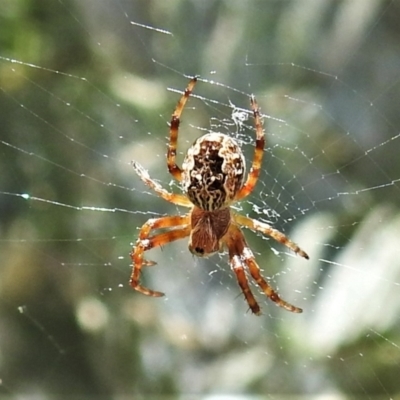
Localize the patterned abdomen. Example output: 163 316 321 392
182 133 246 210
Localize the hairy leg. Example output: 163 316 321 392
235 95 265 200
223 223 261 314
233 213 309 259
167 77 198 181
241 246 303 313
224 222 302 314
230 253 261 315
130 215 191 296
132 161 192 207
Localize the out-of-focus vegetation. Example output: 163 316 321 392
1 0 400 398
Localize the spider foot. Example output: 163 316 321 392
298 248 309 260
143 259 157 267
130 281 165 297
281 303 303 313
248 303 262 316
247 297 302 315
270 293 303 313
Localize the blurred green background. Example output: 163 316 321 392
1 0 400 398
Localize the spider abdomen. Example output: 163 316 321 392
182 133 245 211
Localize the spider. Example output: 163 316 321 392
130 77 309 315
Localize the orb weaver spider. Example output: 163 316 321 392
130 77 309 315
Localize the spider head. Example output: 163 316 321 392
188 207 230 257
182 133 245 211
189 232 221 257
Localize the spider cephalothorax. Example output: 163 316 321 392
130 77 309 315
188 206 230 257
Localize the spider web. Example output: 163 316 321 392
1 0 400 398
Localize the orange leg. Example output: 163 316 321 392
167 77 198 181
230 254 261 315
235 95 265 200
132 161 192 208
242 247 303 313
224 223 302 314
223 223 261 314
233 213 309 259
130 215 191 296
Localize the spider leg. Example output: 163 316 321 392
230 254 261 315
235 94 265 201
130 215 191 296
233 213 309 259
241 246 303 313
224 223 302 314
167 77 198 181
132 161 192 208
223 223 261 315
